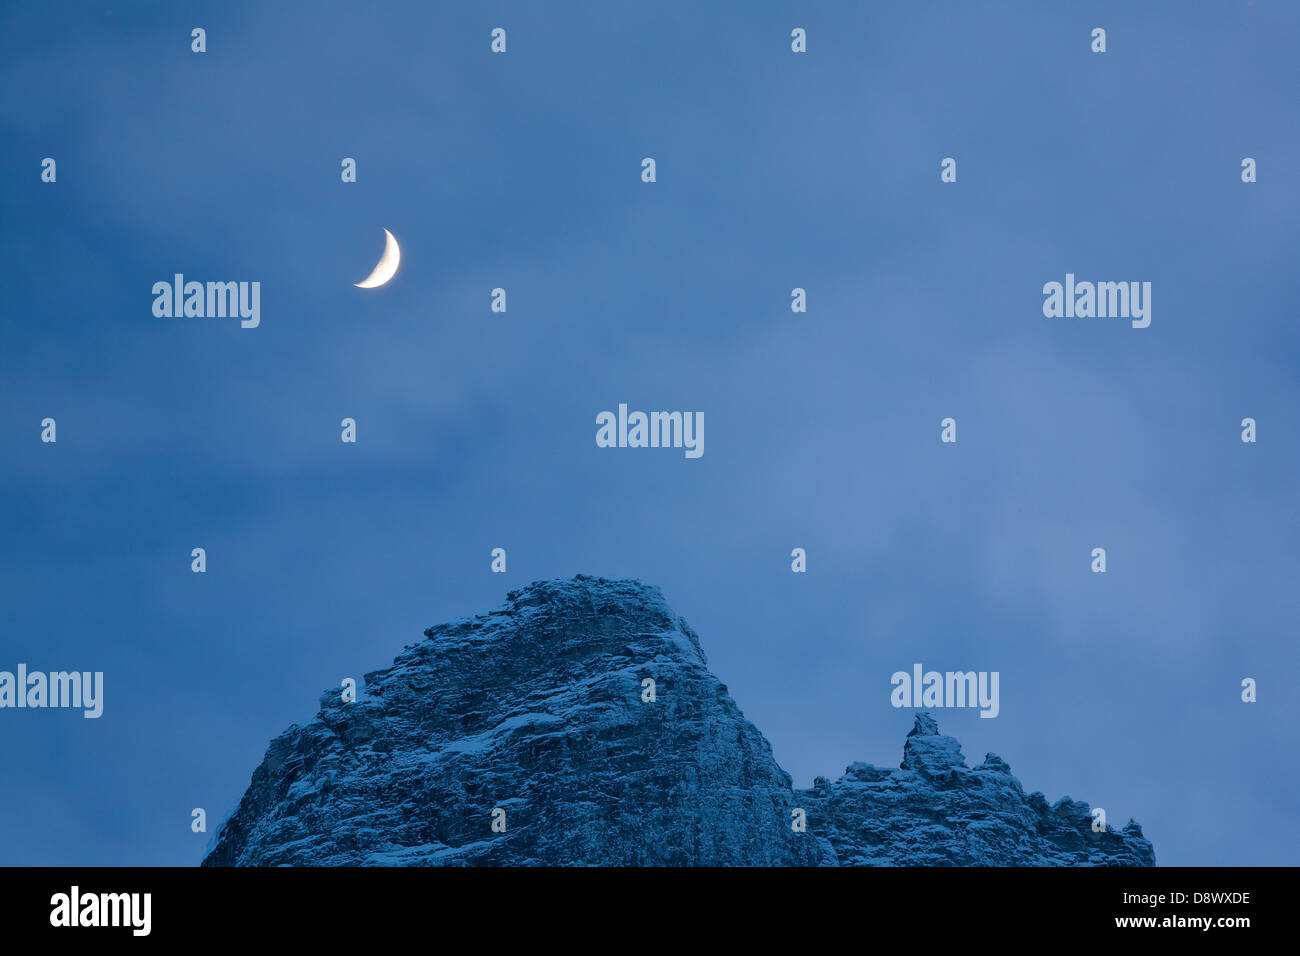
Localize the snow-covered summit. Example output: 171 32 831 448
203 576 1153 867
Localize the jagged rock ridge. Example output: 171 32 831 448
798 713 1154 866
203 576 1154 867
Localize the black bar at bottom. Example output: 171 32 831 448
0 865 1275 941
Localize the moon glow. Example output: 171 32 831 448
355 229 400 288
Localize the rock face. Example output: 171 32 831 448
203 576 1154 867
204 576 818 866
797 713 1155 866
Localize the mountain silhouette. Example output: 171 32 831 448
203 576 1154 866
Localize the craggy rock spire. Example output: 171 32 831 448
204 576 1154 867
798 713 1155 866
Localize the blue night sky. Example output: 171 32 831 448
1 1 1297 866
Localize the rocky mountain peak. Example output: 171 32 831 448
204 577 1154 867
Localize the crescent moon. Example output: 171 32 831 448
354 229 400 288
